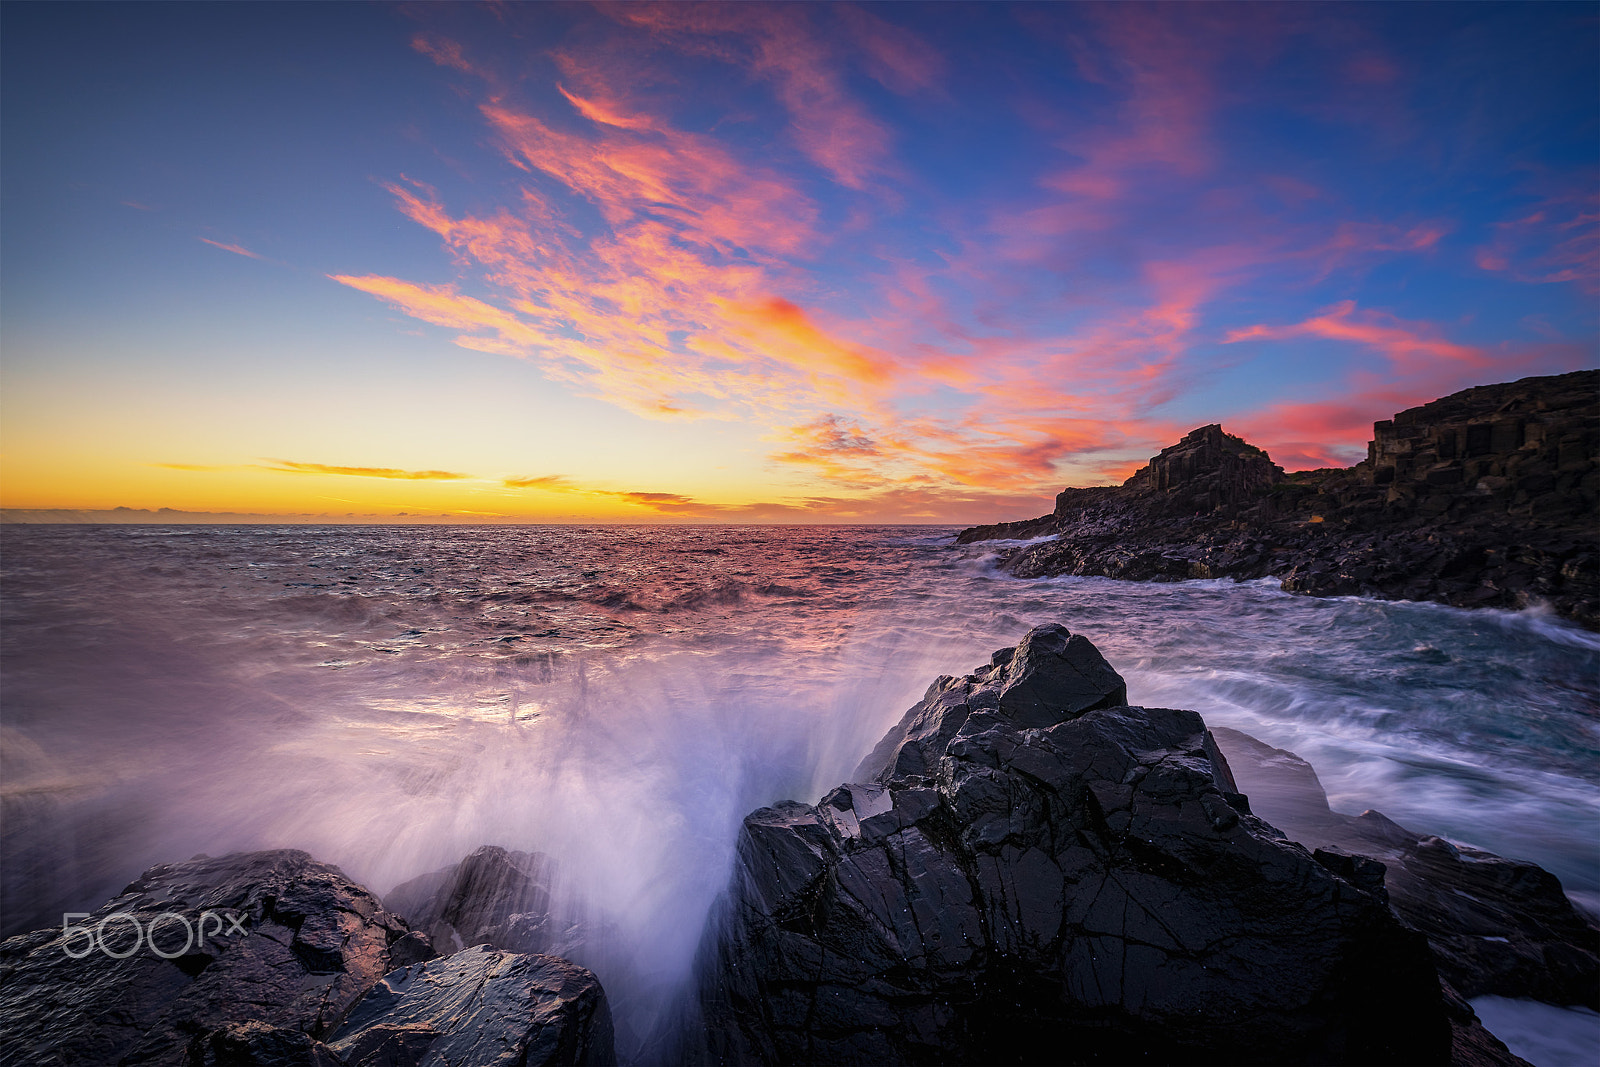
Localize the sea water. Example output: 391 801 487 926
3 524 1596 1055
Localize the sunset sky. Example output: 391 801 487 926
2 2 1595 523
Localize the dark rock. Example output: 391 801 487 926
854 623 1127 782
960 371 1600 628
695 626 1451 1065
0 849 431 1067
1211 728 1600 1012
1438 982 1535 1067
183 1021 341 1067
385 845 586 961
326 944 614 1067
1122 423 1284 508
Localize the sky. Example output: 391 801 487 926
2 1 1595 524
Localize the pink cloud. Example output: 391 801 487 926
1474 184 1599 294
610 3 898 189
199 238 264 260
1224 300 1491 376
838 5 947 95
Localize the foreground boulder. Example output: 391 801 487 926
694 624 1451 1065
0 850 430 1066
326 944 614 1066
0 849 617 1067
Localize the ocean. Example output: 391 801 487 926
3 524 1597 1054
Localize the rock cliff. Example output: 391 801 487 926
957 371 1599 627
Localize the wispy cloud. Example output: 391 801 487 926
502 474 574 490
261 461 472 480
149 462 236 473
1474 182 1599 294
199 237 264 260
611 3 899 189
1224 301 1490 376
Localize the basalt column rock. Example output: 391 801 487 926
959 371 1599 627
1364 369 1599 524
695 625 1451 1066
1120 423 1286 512
0 850 432 1067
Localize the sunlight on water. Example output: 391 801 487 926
3 524 1597 1050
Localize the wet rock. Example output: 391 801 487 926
326 944 614 1067
0 849 431 1067
183 1021 341 1067
385 845 586 960
696 626 1451 1065
1212 728 1600 1012
854 623 1127 782
962 370 1599 629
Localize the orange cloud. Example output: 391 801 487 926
336 21 1569 514
328 275 546 347
503 474 574 490
724 297 898 389
261 461 472 481
555 85 658 132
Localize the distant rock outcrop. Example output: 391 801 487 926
693 624 1454 1065
1126 423 1285 508
958 371 1600 628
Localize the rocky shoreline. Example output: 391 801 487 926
3 625 1595 1065
957 371 1599 629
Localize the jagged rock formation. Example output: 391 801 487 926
957 371 1599 628
326 945 614 1067
0 850 615 1067
0 850 428 1065
1126 424 1285 508
385 845 587 961
693 624 1453 1065
1211 728 1600 1013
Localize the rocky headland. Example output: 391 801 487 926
3 626 1595 1065
957 370 1599 628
